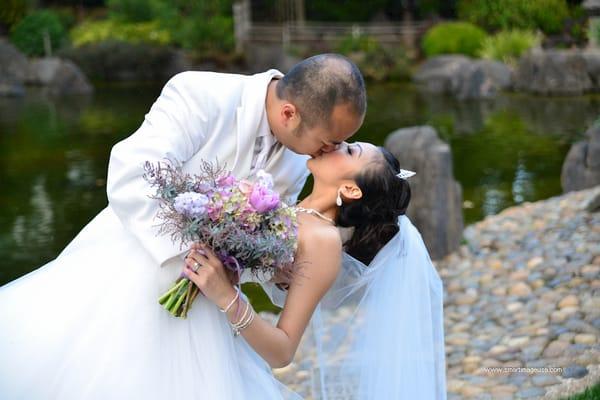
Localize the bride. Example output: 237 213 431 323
0 141 446 399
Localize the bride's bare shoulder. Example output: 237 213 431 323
296 220 342 262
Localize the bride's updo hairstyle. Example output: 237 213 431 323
336 147 411 265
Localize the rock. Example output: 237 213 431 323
507 336 530 348
513 49 594 95
516 387 546 398
413 55 512 100
447 332 470 346
455 292 478 305
0 76 25 97
26 57 93 96
562 365 589 379
476 59 512 90
583 50 600 89
447 378 465 393
509 270 529 281
509 282 533 297
57 41 192 82
526 256 544 269
558 294 580 309
562 122 600 192
460 385 485 397
0 39 29 82
543 340 570 358
384 126 463 260
0 39 29 97
581 264 600 279
574 334 597 345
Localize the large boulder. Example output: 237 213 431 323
513 49 597 95
0 39 28 96
413 55 512 100
384 126 464 260
561 122 600 192
27 57 93 95
58 41 191 82
583 51 600 89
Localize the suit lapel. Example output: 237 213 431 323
231 69 283 178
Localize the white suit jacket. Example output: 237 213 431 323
106 70 310 270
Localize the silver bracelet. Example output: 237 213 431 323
233 303 253 328
232 300 250 327
233 309 255 337
219 286 240 313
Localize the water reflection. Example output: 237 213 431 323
0 82 598 294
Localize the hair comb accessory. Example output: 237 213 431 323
396 169 416 179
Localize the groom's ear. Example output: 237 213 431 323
281 103 299 126
341 184 362 201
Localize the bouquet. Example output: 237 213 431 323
143 160 299 318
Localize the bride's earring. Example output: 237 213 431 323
336 190 343 207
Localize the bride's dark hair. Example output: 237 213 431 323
336 147 411 265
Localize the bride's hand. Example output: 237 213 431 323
183 243 238 310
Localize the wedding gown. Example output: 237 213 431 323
0 205 302 400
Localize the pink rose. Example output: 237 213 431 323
249 185 280 213
238 179 254 195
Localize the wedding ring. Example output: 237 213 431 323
192 261 201 272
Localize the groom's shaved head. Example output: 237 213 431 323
277 54 366 129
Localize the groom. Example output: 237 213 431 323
106 54 367 274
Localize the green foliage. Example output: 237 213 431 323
422 22 488 58
70 19 171 47
479 30 542 65
458 0 569 34
107 0 172 23
561 381 600 400
0 0 31 29
51 7 78 31
161 0 234 55
10 10 67 56
337 35 381 54
103 0 234 55
170 14 234 55
589 18 600 47
336 35 410 81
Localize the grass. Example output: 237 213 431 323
561 380 600 400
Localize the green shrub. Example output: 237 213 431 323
336 34 411 81
458 0 569 34
589 18 600 47
70 19 171 47
171 14 234 55
162 0 234 55
106 0 172 23
422 22 488 58
105 0 235 56
337 34 381 54
479 30 542 65
10 9 67 56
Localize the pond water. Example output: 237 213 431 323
0 81 598 311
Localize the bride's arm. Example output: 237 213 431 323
223 227 342 368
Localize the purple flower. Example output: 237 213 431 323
173 192 209 218
249 185 280 213
217 174 236 188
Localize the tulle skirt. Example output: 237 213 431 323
0 206 300 400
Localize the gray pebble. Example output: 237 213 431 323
562 365 589 379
